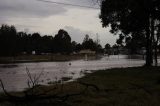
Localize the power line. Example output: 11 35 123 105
37 0 100 9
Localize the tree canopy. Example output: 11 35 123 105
53 29 72 54
99 0 160 66
0 25 17 56
82 34 103 53
0 24 104 56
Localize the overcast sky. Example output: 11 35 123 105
0 0 118 47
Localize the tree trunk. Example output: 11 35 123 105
145 17 153 66
154 43 158 66
154 33 160 66
151 18 155 66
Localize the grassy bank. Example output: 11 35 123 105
1 66 160 105
0 54 98 63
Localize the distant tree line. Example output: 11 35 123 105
0 24 103 56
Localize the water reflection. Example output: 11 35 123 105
0 55 150 92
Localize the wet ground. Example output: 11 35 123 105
0 55 155 92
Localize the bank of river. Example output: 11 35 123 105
0 54 97 63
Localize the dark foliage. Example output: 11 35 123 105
0 25 73 56
99 0 160 66
53 29 72 54
82 34 103 53
0 24 103 56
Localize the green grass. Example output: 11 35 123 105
1 66 160 105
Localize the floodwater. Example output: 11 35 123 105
0 55 148 92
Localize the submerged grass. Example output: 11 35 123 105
1 66 160 105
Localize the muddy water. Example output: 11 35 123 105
0 55 146 92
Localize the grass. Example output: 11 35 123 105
1 66 160 105
68 66 160 106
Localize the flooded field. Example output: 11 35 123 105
0 55 150 92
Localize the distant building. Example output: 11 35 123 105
32 51 36 55
79 49 96 55
79 49 96 61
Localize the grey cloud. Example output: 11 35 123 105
0 0 99 24
55 0 99 9
61 0 98 6
64 26 94 43
0 0 67 21
64 26 117 47
0 0 98 17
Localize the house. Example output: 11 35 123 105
79 49 96 61
79 49 96 55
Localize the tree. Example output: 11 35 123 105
71 41 77 52
82 35 97 51
75 43 82 52
154 22 160 66
53 29 72 54
116 34 125 47
83 34 90 43
105 43 111 54
0 24 18 56
105 43 111 50
112 44 119 55
116 32 146 54
40 35 53 53
17 32 30 54
96 44 103 53
99 0 160 66
126 33 146 54
31 33 42 54
82 34 103 53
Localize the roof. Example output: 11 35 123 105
79 49 96 54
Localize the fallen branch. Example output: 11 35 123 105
0 80 88 104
